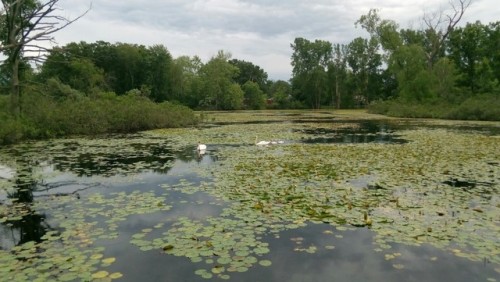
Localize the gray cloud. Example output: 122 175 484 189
53 0 499 80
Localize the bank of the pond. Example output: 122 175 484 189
368 95 500 121
0 93 199 145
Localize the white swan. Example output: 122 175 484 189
255 136 285 146
197 142 207 151
255 136 270 146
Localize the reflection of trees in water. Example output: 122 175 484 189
48 141 219 177
50 142 178 176
2 162 48 248
5 212 47 247
0 137 218 249
299 120 407 144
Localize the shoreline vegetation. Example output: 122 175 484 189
2 95 498 146
368 94 500 121
1 90 499 145
0 92 198 145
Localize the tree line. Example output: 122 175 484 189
1 41 281 109
290 3 499 120
15 11 499 114
1 0 499 144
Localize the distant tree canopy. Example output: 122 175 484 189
38 41 173 101
228 59 269 92
35 44 274 110
289 0 499 112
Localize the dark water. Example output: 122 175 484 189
0 121 499 281
298 120 407 144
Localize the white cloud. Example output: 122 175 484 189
48 0 500 80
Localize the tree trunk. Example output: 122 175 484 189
10 55 21 119
314 79 321 109
335 78 340 109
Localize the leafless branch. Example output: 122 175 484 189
422 0 471 67
1 0 91 60
424 0 471 38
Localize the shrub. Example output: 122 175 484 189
446 94 500 121
0 90 198 144
368 95 500 121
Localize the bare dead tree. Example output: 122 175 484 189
422 0 471 68
0 0 90 118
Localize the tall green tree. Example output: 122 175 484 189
228 59 269 92
448 21 499 95
268 80 292 109
242 81 266 110
38 43 108 95
145 44 173 102
328 43 348 108
485 22 500 86
356 8 402 57
290 37 332 108
430 57 458 101
0 0 88 118
170 55 203 108
346 37 382 105
388 44 434 102
112 43 149 95
199 50 243 110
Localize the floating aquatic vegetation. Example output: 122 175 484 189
131 213 275 279
148 113 499 271
0 189 170 280
0 110 498 281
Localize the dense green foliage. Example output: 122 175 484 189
0 89 197 144
26 43 275 110
366 19 500 120
369 95 500 121
289 9 499 117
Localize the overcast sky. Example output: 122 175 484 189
54 0 499 80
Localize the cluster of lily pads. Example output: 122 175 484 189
131 215 274 280
0 186 171 280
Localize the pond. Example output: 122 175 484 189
0 110 499 281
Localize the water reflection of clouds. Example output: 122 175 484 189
104 243 203 282
99 192 226 282
0 164 15 179
120 192 225 229
238 224 499 282
0 224 18 250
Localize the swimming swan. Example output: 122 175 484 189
255 136 271 146
197 142 207 151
